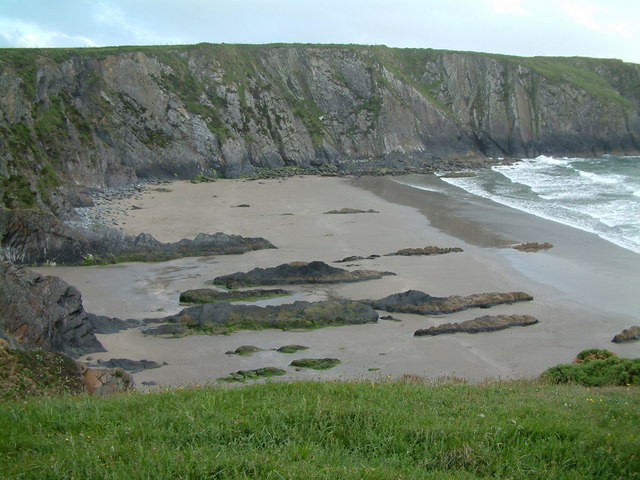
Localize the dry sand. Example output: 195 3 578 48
35 175 640 389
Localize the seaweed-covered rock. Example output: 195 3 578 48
513 242 553 252
414 314 539 336
213 261 394 288
140 323 188 336
218 367 286 383
324 208 379 214
290 358 341 370
612 326 640 343
276 344 309 354
364 289 533 315
226 345 264 355
386 246 463 256
162 299 379 333
335 254 380 263
179 288 290 304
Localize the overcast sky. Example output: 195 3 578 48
1 0 639 64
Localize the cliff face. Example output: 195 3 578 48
1 44 639 210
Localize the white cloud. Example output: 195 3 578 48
92 1 182 46
0 17 96 48
487 0 530 15
557 0 640 39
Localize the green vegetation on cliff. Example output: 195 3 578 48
0 379 638 479
1 43 639 213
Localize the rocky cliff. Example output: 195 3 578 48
0 261 103 356
1 44 639 214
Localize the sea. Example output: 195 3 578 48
403 155 640 255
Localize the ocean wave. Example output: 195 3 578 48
577 170 624 185
443 158 640 255
528 155 571 166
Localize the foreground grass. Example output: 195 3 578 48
1 380 638 479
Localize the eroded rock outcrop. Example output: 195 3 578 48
363 289 533 315
513 242 554 252
212 261 394 289
414 314 539 336
612 326 640 343
152 299 379 333
0 261 103 356
323 208 379 214
386 246 463 256
179 288 291 304
0 208 276 265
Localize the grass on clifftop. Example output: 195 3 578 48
1 379 638 479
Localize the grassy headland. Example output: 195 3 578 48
1 379 638 479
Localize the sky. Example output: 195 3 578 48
1 0 639 64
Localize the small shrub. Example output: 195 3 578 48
542 349 640 387
574 348 616 363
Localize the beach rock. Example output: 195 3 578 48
363 289 533 315
218 367 287 383
611 326 640 343
324 208 379 214
86 313 142 334
386 246 463 256
414 314 539 336
161 299 379 332
226 345 264 355
0 208 276 265
140 323 188 336
213 261 394 288
335 255 380 263
179 288 291 304
276 344 309 353
81 365 134 396
0 261 103 357
96 358 164 372
513 242 554 252
290 358 341 370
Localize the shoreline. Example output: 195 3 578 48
35 175 640 389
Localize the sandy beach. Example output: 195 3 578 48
35 175 640 389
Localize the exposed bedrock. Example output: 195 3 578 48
212 261 395 289
363 289 533 315
414 314 539 336
155 299 380 333
0 207 275 265
0 261 103 357
611 326 640 343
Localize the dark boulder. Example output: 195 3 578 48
414 314 539 336
213 261 394 288
86 313 142 334
0 208 276 265
163 299 379 332
612 326 640 343
96 358 164 373
179 288 290 304
385 246 463 256
0 261 103 357
364 289 533 315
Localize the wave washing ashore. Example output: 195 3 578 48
434 155 640 255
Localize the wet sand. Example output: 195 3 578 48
35 175 640 389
